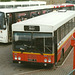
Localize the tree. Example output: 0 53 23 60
0 0 29 1
16 0 29 1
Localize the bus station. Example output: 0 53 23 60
0 0 75 75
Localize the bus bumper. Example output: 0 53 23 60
13 60 54 66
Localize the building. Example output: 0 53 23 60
32 0 66 5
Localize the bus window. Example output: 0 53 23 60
30 4 35 6
30 4 38 6
40 4 45 6
13 32 32 51
0 12 5 29
0 5 5 8
73 17 75 27
30 11 42 18
30 11 38 18
42 10 48 14
6 5 13 8
45 37 52 53
57 27 61 43
65 6 74 10
34 4 38 6
14 5 21 8
33 33 52 53
13 32 52 54
15 12 28 22
22 5 29 7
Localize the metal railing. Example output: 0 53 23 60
68 69 75 75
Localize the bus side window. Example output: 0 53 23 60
73 18 75 28
61 25 65 39
74 17 75 27
57 27 61 43
15 12 28 22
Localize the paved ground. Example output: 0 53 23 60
15 48 73 75
0 44 43 75
0 43 73 75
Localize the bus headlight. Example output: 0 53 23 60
15 57 17 60
48 59 51 62
18 57 21 60
44 59 47 62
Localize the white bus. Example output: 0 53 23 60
0 4 74 43
0 1 46 8
12 10 75 66
0 5 54 43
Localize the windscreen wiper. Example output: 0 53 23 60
20 48 25 53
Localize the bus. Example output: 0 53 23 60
12 10 75 66
61 3 75 10
0 5 54 43
0 1 46 8
55 3 74 10
0 4 74 43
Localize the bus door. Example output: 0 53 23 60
6 13 13 42
54 31 57 64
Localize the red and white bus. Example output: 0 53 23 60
12 10 75 66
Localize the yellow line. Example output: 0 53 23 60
12 51 54 56
58 34 72 50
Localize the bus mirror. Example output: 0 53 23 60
3 25 6 30
7 14 10 17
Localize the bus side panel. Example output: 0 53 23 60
57 34 72 62
64 35 72 53
57 47 62 62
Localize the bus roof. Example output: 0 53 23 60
0 5 53 13
12 10 75 32
0 3 74 13
0 1 46 5
61 3 74 6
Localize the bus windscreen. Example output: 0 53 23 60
13 32 52 54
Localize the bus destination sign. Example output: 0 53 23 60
24 26 40 31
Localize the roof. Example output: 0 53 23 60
0 3 74 13
0 5 53 13
62 3 74 7
0 1 46 5
12 10 75 32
